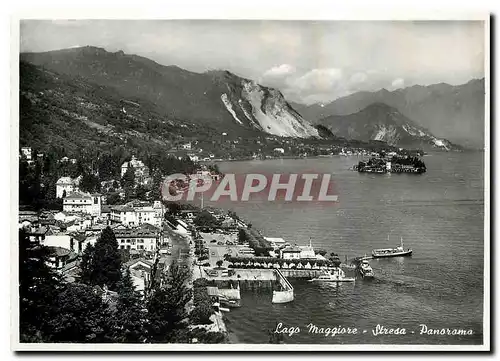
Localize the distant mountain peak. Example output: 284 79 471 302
315 102 458 151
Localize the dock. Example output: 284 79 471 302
193 267 295 304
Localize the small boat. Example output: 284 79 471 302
372 237 413 258
358 259 375 279
308 268 355 283
219 295 241 308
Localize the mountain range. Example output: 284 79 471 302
19 46 484 151
292 79 485 149
20 46 318 139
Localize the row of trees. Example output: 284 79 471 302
238 228 273 256
225 256 337 269
191 279 215 325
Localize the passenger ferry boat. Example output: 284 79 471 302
372 237 413 258
308 268 355 283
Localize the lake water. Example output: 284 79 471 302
205 152 485 345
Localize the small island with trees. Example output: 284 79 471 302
353 151 427 174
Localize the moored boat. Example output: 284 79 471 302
372 237 413 258
308 268 355 282
358 259 375 279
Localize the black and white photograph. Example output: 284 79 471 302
12 13 489 351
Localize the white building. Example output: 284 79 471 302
43 231 97 254
63 192 102 217
274 148 285 154
299 245 316 259
280 246 302 260
21 147 32 160
56 176 81 198
114 224 160 252
121 156 150 184
109 200 164 228
181 142 192 150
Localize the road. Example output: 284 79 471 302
161 224 193 272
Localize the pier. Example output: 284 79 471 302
272 269 294 304
193 267 296 304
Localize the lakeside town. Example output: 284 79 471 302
19 144 357 344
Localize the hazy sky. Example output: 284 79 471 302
20 20 485 105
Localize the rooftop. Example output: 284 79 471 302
124 257 154 269
56 176 79 185
114 223 160 238
282 246 302 253
47 246 72 257
65 191 98 200
264 237 286 244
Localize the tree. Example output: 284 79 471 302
106 192 122 205
315 249 328 257
109 269 146 343
238 228 249 244
97 152 120 181
193 210 220 229
146 262 192 343
216 260 223 268
80 227 122 290
80 243 96 285
165 202 181 216
80 172 101 193
47 283 113 343
19 230 62 342
190 302 213 325
189 328 226 343
121 166 135 189
135 184 148 201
